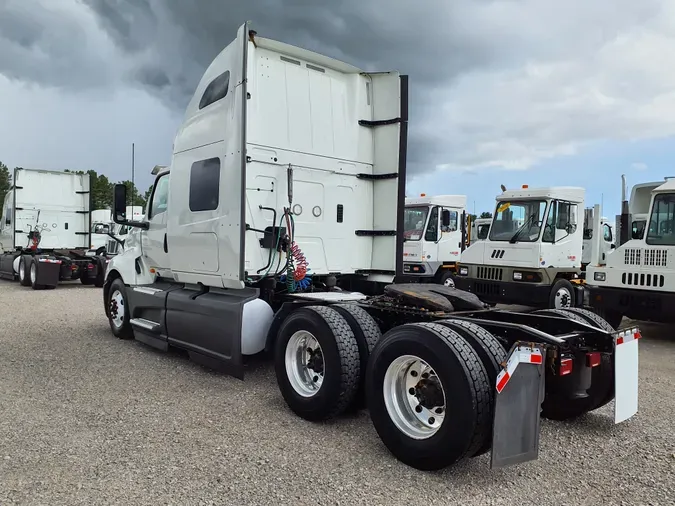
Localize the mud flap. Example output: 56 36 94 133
614 326 640 424
36 258 62 286
490 343 546 469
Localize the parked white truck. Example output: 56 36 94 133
401 194 467 285
587 177 675 328
0 168 107 288
455 185 613 309
101 22 639 473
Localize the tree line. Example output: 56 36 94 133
0 161 151 210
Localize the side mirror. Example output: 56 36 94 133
4 218 10 226
441 209 451 228
113 184 127 223
611 243 616 249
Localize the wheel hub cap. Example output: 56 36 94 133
285 330 324 397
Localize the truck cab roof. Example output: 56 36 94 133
405 195 467 209
496 186 585 203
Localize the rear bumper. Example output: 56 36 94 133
588 285 675 323
454 277 552 306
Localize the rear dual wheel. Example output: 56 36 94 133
534 307 615 421
366 322 497 471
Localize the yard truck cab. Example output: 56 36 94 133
101 22 639 474
401 194 467 285
455 185 590 309
587 178 675 328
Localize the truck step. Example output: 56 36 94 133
130 318 160 334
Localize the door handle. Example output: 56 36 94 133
163 233 168 253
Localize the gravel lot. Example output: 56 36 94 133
0 280 673 506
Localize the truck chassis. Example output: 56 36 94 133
0 248 108 289
102 276 639 471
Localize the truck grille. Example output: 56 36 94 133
621 272 665 288
474 281 501 297
623 248 668 267
476 266 503 281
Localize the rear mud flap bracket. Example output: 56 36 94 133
490 343 546 469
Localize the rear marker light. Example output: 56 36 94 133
586 352 601 368
559 358 573 376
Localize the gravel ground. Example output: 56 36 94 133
0 280 673 506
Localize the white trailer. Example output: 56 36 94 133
587 178 675 328
100 22 638 473
401 193 467 285
455 185 613 309
0 168 107 288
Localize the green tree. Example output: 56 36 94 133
468 213 477 223
0 161 11 197
143 185 153 204
480 211 493 219
120 180 147 207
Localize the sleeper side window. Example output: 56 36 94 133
189 158 221 212
199 70 230 110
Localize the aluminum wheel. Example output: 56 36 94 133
19 261 25 281
443 277 455 287
30 262 37 284
383 355 446 440
109 289 125 329
554 287 572 308
285 330 324 397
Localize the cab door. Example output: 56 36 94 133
141 173 172 278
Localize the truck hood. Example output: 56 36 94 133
461 241 542 268
403 240 423 262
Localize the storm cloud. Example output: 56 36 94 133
2 0 675 179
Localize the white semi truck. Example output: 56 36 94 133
0 168 108 288
587 177 675 328
455 185 613 309
401 194 467 285
101 22 639 472
89 206 144 256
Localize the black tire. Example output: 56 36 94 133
438 270 455 287
365 322 491 471
80 268 94 285
274 305 361 421
106 278 134 339
435 319 507 457
18 256 31 286
587 306 623 330
332 303 381 410
557 307 615 411
94 258 106 288
536 307 614 420
548 278 575 309
29 260 45 290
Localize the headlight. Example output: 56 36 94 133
459 266 468 276
513 272 523 281
594 271 606 281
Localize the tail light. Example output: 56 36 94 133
586 352 602 368
559 357 573 376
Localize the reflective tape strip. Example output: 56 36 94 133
37 258 62 264
495 346 544 394
616 327 641 346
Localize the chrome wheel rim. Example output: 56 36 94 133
383 355 446 439
285 330 324 397
109 289 125 329
19 262 25 280
30 263 36 284
554 287 572 308
443 277 455 287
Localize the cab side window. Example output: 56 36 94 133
149 174 170 219
603 224 613 242
425 206 439 242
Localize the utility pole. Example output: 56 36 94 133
131 142 135 207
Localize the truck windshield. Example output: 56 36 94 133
489 200 546 242
404 206 429 241
646 193 675 245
